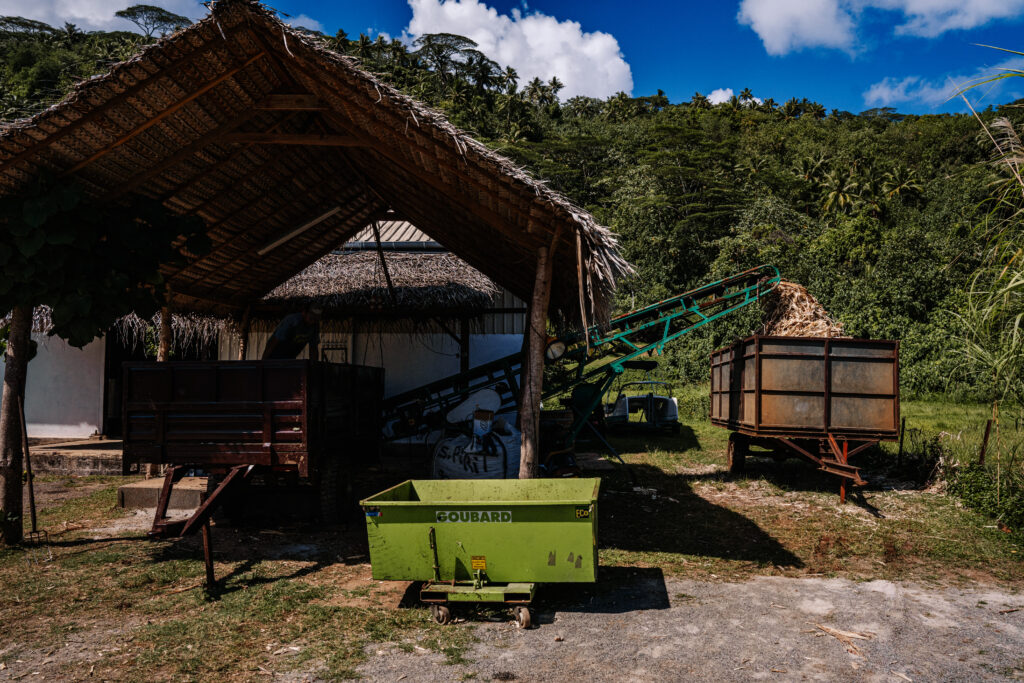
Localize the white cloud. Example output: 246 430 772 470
404 0 633 99
739 0 1024 55
737 0 856 56
708 88 734 104
863 56 1024 107
875 0 1024 38
2 0 206 32
285 14 325 33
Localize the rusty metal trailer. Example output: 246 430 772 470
122 360 383 582
710 336 899 500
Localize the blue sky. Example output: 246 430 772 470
13 0 1024 113
267 0 1024 114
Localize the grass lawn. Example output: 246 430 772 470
0 398 1020 681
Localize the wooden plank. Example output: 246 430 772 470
65 51 268 175
221 132 367 146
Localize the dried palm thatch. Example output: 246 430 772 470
0 0 631 327
760 280 846 337
5 249 505 347
261 251 498 316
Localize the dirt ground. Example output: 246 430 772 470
356 573 1024 681
1 448 1022 682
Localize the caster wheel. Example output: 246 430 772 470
430 604 451 625
513 606 533 629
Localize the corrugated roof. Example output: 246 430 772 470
346 220 436 245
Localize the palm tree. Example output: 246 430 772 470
782 98 801 119
547 76 565 101
739 87 754 105
883 164 923 200
859 173 886 217
820 169 859 213
500 66 518 94
524 77 546 105
690 92 710 109
806 101 827 120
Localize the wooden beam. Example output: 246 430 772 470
221 132 367 147
65 51 268 175
254 94 324 110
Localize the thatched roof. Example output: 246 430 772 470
259 250 498 317
0 0 630 326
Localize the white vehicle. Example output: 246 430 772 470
604 380 680 434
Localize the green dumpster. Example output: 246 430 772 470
361 478 600 627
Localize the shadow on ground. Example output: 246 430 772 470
599 463 803 568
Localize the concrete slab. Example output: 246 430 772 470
117 477 208 510
30 439 123 476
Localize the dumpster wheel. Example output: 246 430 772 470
430 604 452 625
513 606 533 629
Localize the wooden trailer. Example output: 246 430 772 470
123 360 383 530
710 335 899 500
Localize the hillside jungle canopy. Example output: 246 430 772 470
2 12 1022 400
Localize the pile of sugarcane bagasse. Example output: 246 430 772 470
760 280 847 337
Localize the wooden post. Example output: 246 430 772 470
979 418 993 466
896 416 906 468
157 307 172 362
201 521 216 589
519 239 558 479
0 305 32 545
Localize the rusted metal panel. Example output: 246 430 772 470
123 360 383 476
709 335 899 441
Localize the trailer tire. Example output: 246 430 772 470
513 606 533 629
727 433 747 476
431 604 452 625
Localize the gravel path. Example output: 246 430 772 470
355 573 1024 681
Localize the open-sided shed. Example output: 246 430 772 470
0 0 631 482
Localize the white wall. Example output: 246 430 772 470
0 334 106 438
218 329 523 398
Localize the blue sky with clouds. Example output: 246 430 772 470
10 0 1024 113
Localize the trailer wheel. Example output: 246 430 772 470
727 433 747 476
430 604 452 625
513 606 533 629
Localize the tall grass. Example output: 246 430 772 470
884 401 1024 529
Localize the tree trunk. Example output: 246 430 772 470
237 308 250 361
0 305 32 545
519 245 555 479
149 307 172 477
157 307 171 362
